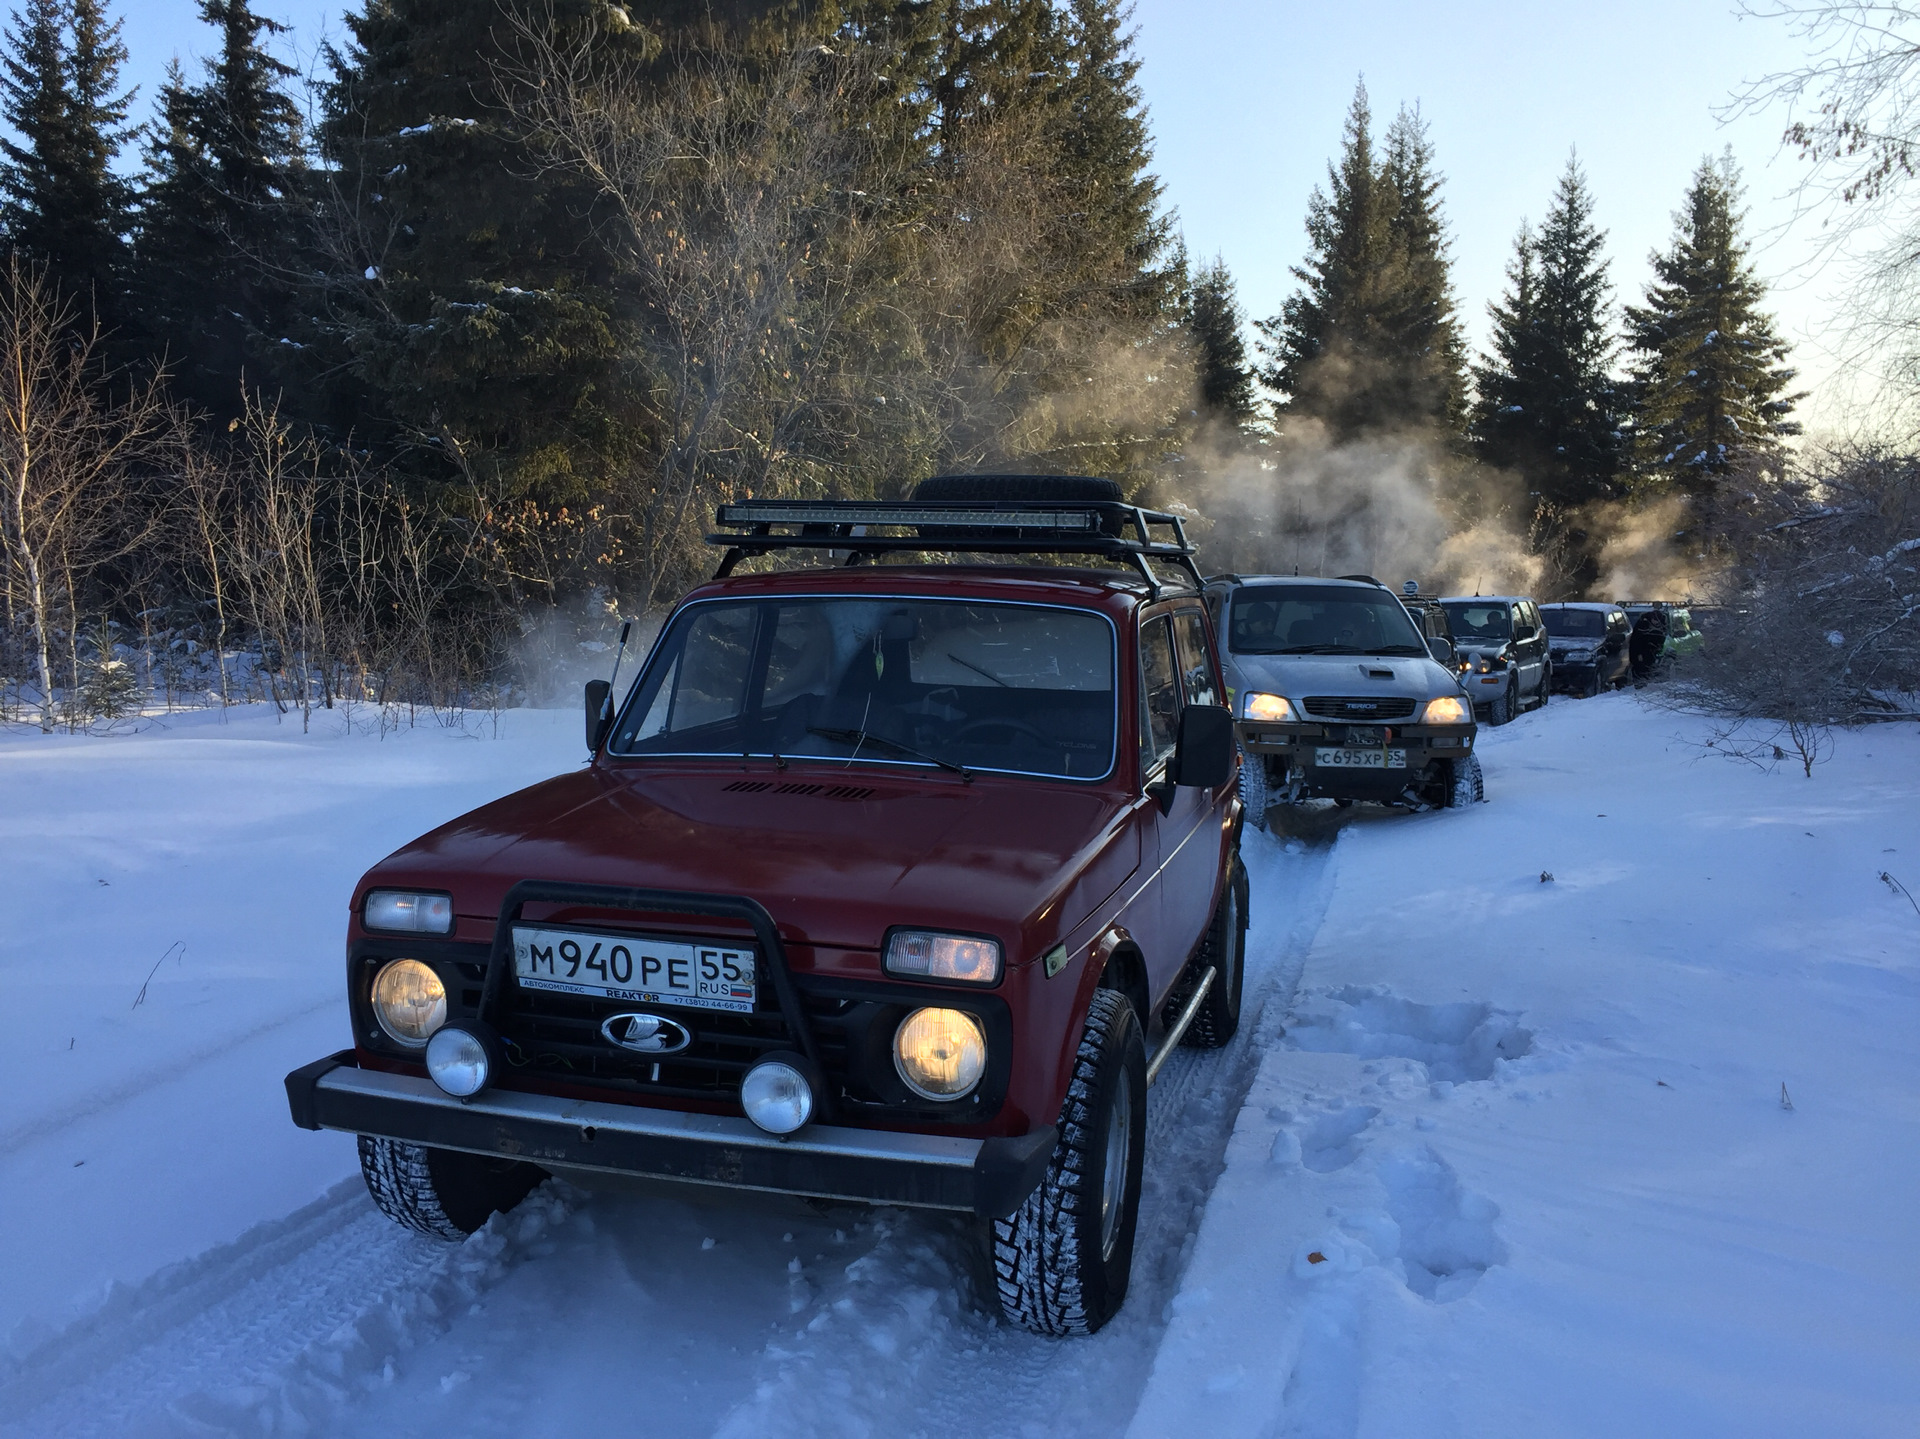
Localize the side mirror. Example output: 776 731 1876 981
585 679 613 753
1427 636 1455 665
1171 704 1234 789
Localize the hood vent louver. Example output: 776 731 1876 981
723 779 878 801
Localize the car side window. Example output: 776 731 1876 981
1138 616 1181 773
1170 609 1220 708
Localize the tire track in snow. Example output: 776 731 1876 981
0 1180 576 1439
703 827 1344 1439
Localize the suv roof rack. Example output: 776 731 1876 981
706 490 1205 596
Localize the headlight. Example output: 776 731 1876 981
893 1007 987 1100
363 890 453 934
370 958 446 1047
885 930 1001 985
1421 695 1471 725
741 1054 820 1134
1243 692 1294 722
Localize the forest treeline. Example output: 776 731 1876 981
0 0 1907 731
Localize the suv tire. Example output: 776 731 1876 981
986 988 1146 1336
1489 676 1515 725
358 1135 546 1240
1179 855 1248 1048
1238 747 1269 831
1444 753 1485 808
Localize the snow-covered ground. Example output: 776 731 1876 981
1 696 1915 1437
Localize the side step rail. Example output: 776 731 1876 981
1145 967 1216 1086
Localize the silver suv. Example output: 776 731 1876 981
1438 596 1552 725
1203 575 1482 825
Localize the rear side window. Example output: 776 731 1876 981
1139 617 1181 771
1170 610 1221 708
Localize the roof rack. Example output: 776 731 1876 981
706 497 1205 596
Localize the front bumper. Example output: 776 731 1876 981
1235 722 1475 799
286 1052 1055 1220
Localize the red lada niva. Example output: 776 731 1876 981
285 476 1248 1335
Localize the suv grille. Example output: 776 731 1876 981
1303 696 1417 720
499 983 853 1101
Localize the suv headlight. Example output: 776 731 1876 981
370 958 447 1047
893 1007 986 1100
364 890 453 935
1243 692 1294 722
886 930 1001 985
1421 695 1470 725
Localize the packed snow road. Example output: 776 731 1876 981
2 698 1917 1436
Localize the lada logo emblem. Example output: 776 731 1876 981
600 1012 693 1054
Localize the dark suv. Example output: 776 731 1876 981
1541 602 1631 695
284 477 1245 1337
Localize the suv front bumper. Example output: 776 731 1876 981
286 1052 1055 1220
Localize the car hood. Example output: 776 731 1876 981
361 764 1141 955
1224 651 1461 702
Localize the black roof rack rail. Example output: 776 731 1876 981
705 497 1205 596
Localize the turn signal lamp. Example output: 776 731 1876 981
364 890 453 935
886 931 1001 985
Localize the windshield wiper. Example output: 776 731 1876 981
945 651 1010 686
1273 643 1366 654
807 725 974 782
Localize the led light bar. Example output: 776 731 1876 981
717 504 1100 532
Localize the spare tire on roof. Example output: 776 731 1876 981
911 473 1124 504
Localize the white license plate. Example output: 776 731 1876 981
1315 747 1408 769
512 926 757 1013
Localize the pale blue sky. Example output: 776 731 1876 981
118 1 1847 419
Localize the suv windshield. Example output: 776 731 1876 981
1542 607 1606 638
1227 584 1428 656
1441 602 1513 641
609 597 1116 780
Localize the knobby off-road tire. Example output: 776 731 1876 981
1179 855 1248 1049
1488 676 1515 726
358 1135 546 1240
1238 746 1270 831
1445 753 1485 808
987 989 1146 1336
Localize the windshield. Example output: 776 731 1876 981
1227 584 1427 656
608 597 1116 781
1542 607 1606 638
1441 602 1513 641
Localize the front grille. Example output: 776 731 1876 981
1303 695 1417 720
498 983 854 1101
492 969 1008 1125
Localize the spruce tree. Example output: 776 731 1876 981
131 0 305 416
1472 156 1624 514
1380 105 1467 435
0 0 136 329
1624 153 1801 502
1256 83 1466 444
1187 253 1256 429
